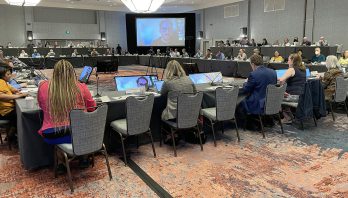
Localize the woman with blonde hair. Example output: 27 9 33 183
37 60 96 144
322 55 343 101
339 50 348 67
161 60 196 121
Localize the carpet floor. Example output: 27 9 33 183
0 66 347 197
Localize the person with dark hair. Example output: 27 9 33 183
205 49 212 60
116 44 122 55
236 49 247 61
262 38 269 46
239 54 277 115
293 37 299 43
279 53 307 123
0 66 28 140
279 53 307 96
249 39 257 47
215 50 225 60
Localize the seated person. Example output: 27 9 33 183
322 56 343 101
253 48 263 57
239 54 277 115
147 47 154 55
297 49 307 63
169 48 176 57
204 49 212 60
194 49 202 58
279 53 307 123
0 66 28 141
174 49 180 57
0 50 14 67
317 36 328 46
156 49 161 55
90 48 99 57
226 40 231 46
249 39 257 47
8 69 27 90
215 50 225 60
32 49 41 58
37 60 96 145
7 42 12 48
161 60 196 121
240 37 249 46
19 50 28 58
293 37 299 43
236 49 247 61
311 48 326 63
270 51 284 63
105 48 112 56
71 49 79 57
182 48 189 58
283 38 291 46
338 50 348 67
273 40 280 46
301 37 311 46
261 38 269 46
46 49 56 57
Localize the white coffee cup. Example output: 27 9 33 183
25 96 35 109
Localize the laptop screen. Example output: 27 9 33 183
154 80 164 92
276 68 310 78
189 72 223 85
114 75 158 91
79 66 93 83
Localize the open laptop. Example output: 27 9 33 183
79 66 93 83
276 68 310 78
154 80 164 92
114 75 158 91
189 72 223 85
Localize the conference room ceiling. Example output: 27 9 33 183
0 0 243 12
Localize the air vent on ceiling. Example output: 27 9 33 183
224 4 239 18
264 0 285 12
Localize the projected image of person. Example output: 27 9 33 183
152 20 178 46
136 76 149 88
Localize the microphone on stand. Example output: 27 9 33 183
94 67 101 98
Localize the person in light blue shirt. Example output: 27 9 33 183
8 79 22 90
8 69 27 90
32 49 41 58
215 50 225 60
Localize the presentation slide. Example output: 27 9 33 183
136 18 185 46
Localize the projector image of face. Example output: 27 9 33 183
152 20 175 46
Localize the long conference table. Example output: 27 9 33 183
16 82 247 170
210 46 337 59
19 55 328 78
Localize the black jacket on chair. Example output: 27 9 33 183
308 79 327 119
295 82 314 120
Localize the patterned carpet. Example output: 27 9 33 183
0 66 347 197
131 116 348 197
